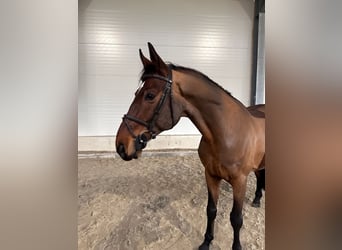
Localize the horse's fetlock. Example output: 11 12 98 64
204 232 214 243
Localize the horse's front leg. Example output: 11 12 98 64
199 171 221 250
230 175 247 250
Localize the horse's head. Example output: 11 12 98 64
116 43 182 160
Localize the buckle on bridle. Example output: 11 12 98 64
135 133 148 151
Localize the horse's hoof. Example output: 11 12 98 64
251 201 260 207
198 242 210 250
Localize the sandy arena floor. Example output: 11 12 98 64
78 151 265 250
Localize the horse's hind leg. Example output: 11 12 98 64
199 171 221 250
230 175 247 250
252 168 265 207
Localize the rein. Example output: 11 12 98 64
122 65 175 150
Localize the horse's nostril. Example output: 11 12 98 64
117 143 125 156
116 143 133 161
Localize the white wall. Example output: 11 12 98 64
78 0 254 150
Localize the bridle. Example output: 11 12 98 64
122 65 175 151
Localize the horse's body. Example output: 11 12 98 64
116 43 265 250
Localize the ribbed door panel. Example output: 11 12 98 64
79 0 254 136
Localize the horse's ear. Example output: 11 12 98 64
139 48 151 68
147 42 168 74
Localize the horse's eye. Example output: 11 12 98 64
145 92 156 101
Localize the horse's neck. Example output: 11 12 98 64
175 71 250 143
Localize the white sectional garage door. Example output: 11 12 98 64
79 0 254 137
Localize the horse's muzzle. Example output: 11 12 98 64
116 143 136 161
116 134 148 161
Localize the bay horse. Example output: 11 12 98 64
115 43 265 250
247 104 265 208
